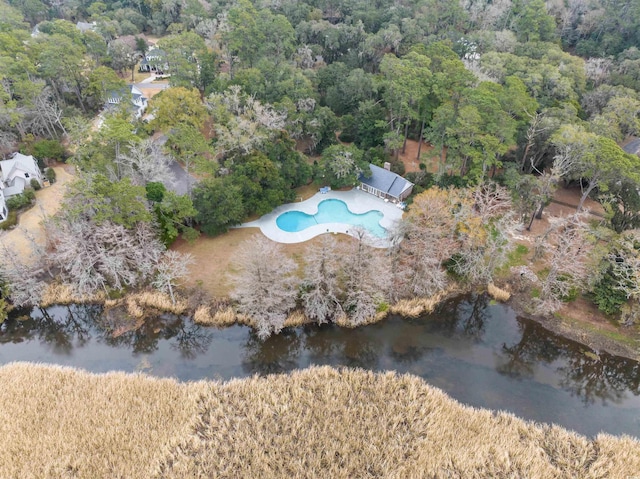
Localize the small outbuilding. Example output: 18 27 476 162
359 163 414 202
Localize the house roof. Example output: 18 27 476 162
106 85 147 104
359 164 413 198
1 153 40 181
76 21 96 32
622 137 640 156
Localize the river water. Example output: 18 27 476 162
1 294 639 438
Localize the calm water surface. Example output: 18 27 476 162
1 294 639 438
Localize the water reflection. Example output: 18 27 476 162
0 305 100 354
0 295 639 437
242 329 302 375
557 351 640 406
498 317 640 405
436 293 490 339
0 305 214 360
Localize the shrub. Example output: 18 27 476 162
0 211 18 230
590 266 630 315
30 179 41 190
6 190 35 210
30 139 66 163
45 168 56 184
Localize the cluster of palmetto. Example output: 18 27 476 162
231 183 524 339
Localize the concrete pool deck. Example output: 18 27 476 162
238 189 405 248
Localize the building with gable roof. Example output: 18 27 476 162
139 47 168 73
359 163 414 202
105 85 148 119
0 153 42 198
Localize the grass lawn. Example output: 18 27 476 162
132 68 152 83
172 183 354 298
172 227 353 298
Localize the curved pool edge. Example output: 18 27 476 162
238 189 405 248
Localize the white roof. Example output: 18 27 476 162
0 153 40 180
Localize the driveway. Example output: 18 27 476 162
167 160 197 196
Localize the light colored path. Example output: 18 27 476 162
239 189 405 248
0 165 74 263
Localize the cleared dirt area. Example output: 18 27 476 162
0 165 74 262
397 138 438 173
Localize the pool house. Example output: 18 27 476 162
359 163 414 202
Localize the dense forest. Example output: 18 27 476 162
1 0 640 335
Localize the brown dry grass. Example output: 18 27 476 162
390 289 454 318
0 363 205 479
0 363 632 478
488 282 511 302
193 305 246 327
173 227 354 298
159 366 640 478
128 291 188 315
172 228 259 297
40 282 104 307
1 363 638 478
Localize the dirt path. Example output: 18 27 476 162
0 165 75 263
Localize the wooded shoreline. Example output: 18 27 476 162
27 276 640 363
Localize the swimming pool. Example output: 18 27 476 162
276 199 386 238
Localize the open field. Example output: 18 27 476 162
0 363 638 478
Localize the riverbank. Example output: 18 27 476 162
0 363 637 478
505 288 640 362
33 278 640 363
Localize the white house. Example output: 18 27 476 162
105 85 149 119
0 189 7 222
0 152 43 197
139 47 169 73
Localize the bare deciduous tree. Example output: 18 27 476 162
534 213 592 314
118 138 175 186
454 213 519 284
301 235 343 323
400 187 466 296
47 219 164 296
152 250 194 305
230 235 299 339
339 229 389 326
473 182 513 222
0 243 46 307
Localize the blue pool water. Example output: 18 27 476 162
276 199 386 237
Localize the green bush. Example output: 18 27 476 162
45 168 56 184
30 139 66 163
30 179 41 190
0 210 18 230
590 266 630 315
6 190 35 210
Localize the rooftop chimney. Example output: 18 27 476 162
383 162 391 171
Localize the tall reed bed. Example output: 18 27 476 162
0 363 638 478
